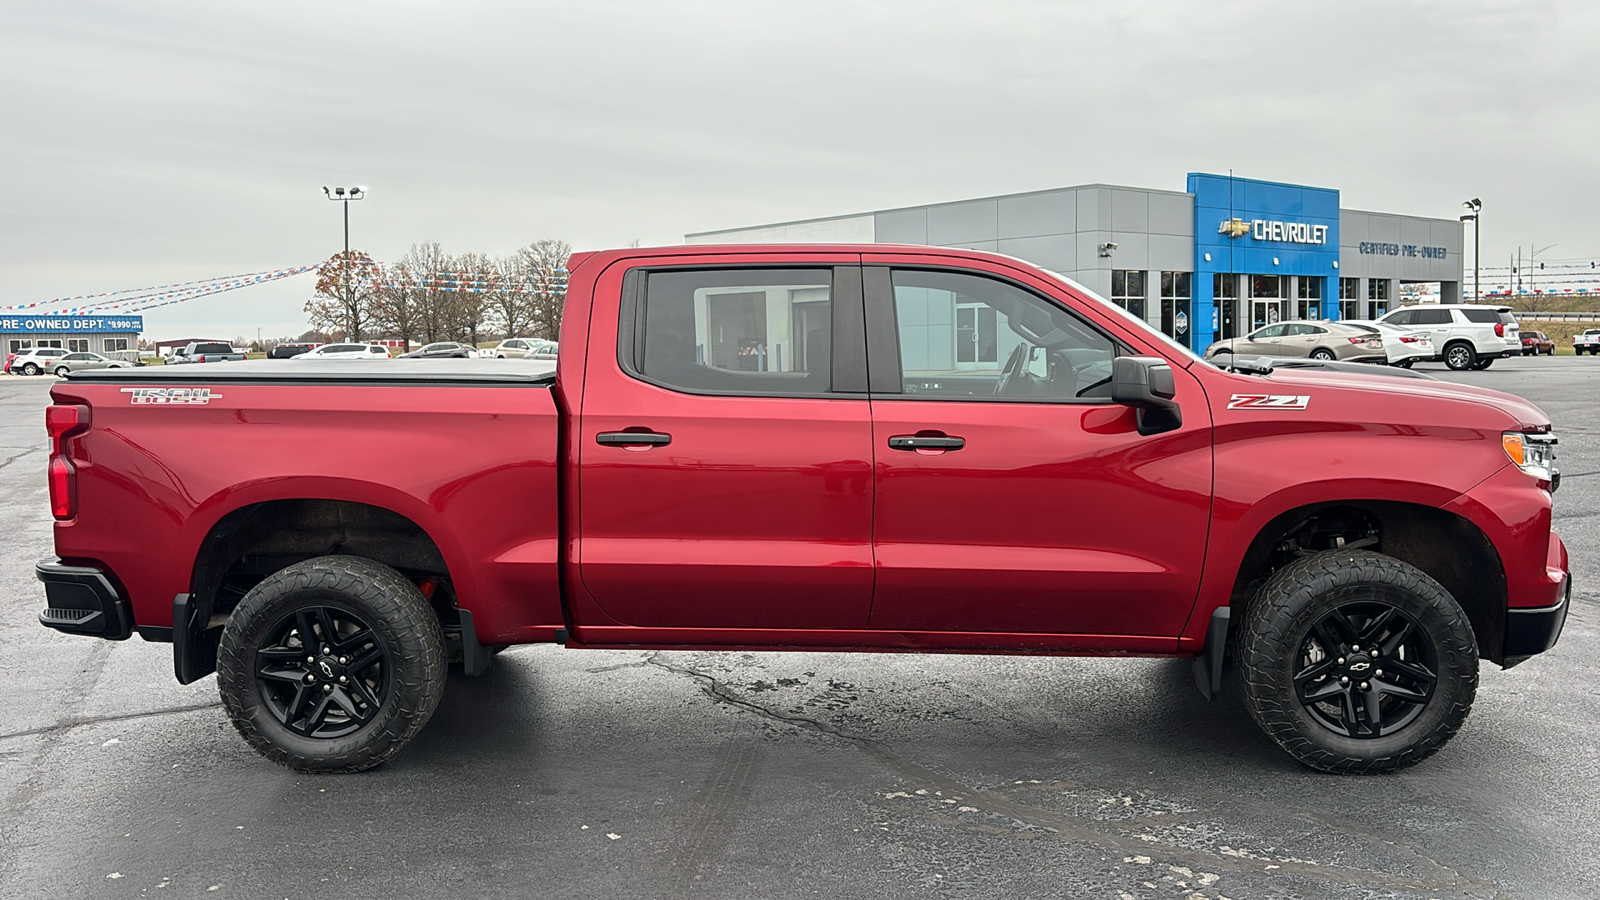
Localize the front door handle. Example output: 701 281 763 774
596 431 672 447
887 434 965 451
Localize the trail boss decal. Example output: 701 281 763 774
1228 393 1310 410
121 388 222 405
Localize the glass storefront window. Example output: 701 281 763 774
68 339 90 353
1158 272 1192 346
1339 278 1361 320
1249 275 1285 331
1111 270 1146 318
1214 273 1240 339
1295 277 1323 321
1368 279 1390 318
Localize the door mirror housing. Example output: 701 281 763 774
1111 356 1183 436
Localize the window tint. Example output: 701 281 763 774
194 343 232 353
1383 309 1414 326
1414 309 1452 325
637 268 834 395
1252 324 1288 339
65 353 94 361
1459 308 1516 325
891 269 1117 402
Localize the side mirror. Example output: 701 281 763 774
1111 356 1183 436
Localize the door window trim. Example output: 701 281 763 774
616 264 868 399
863 264 1131 405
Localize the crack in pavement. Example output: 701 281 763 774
644 652 1498 898
0 700 224 743
0 448 41 472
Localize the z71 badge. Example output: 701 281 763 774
1227 393 1310 410
121 387 223 405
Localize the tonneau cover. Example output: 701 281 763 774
67 358 556 385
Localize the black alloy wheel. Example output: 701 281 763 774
217 555 446 772
1291 601 1435 739
254 605 388 739
1239 549 1477 773
1444 343 1477 371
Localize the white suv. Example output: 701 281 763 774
1375 304 1520 371
6 346 70 375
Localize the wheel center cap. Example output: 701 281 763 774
1345 653 1373 675
315 657 342 681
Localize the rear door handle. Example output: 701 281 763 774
596 431 672 447
887 434 965 451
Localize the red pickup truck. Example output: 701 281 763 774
38 245 1569 775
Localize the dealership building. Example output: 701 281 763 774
687 173 1465 351
1 314 143 358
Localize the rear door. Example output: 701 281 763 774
861 257 1213 643
578 257 875 629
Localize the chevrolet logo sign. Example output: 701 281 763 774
1218 218 1251 239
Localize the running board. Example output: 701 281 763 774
1191 607 1230 701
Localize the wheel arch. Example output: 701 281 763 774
1225 499 1508 663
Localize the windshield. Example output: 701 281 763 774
1041 269 1208 367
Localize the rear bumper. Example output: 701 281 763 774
36 558 133 640
1503 576 1570 667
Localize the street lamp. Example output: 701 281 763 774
1460 198 1481 302
322 185 367 339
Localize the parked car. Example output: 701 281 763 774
1204 321 1386 363
530 343 558 360
1519 331 1555 356
1337 320 1435 368
269 343 317 359
39 244 1568 777
8 347 71 375
291 343 391 360
491 338 555 359
396 341 474 359
1375 305 1520 370
179 342 247 364
48 351 140 376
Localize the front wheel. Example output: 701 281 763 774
1395 360 1414 369
217 555 447 773
1238 550 1477 773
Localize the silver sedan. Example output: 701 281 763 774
49 352 139 376
1205 321 1386 363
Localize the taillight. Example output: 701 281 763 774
46 404 89 520
1494 323 1505 337
1399 336 1419 343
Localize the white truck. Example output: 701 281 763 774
1574 330 1600 355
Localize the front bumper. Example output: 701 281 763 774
36 558 133 640
1503 575 1570 667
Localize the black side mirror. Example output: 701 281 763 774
1111 356 1183 436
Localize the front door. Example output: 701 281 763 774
1251 300 1283 331
578 262 875 630
862 260 1213 642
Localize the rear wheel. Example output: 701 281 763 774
21 363 40 375
1310 349 1336 361
1395 360 1414 369
217 555 446 773
1443 342 1477 371
1239 550 1477 773
54 366 69 376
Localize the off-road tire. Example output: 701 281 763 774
1443 342 1477 371
217 555 446 773
1238 550 1477 774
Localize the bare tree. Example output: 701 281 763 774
444 252 492 347
307 250 382 340
519 239 571 340
486 254 533 340
371 259 424 350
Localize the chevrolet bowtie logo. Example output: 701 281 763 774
1218 217 1251 239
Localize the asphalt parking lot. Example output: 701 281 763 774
2 358 1598 900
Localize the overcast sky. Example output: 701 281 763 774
3 0 1597 340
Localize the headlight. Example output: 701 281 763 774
1503 431 1558 484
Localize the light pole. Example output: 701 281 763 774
1460 198 1481 302
1530 243 1557 298
322 186 367 339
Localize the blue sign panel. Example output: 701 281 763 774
0 315 144 334
1187 173 1341 350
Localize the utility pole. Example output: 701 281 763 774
322 186 367 339
1460 199 1481 302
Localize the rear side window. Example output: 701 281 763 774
633 269 835 395
1383 310 1415 326
1413 309 1451 325
1460 308 1500 324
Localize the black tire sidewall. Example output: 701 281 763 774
1240 551 1478 772
217 556 445 772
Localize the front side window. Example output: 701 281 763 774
1252 324 1289 339
635 268 834 395
1111 270 1146 318
892 269 1118 402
